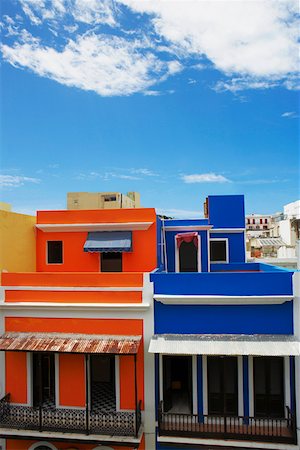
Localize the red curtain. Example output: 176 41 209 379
175 232 198 248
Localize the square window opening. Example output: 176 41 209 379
47 241 63 264
210 240 227 263
101 252 122 272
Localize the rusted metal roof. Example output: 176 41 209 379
0 332 141 354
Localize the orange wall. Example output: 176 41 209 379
5 318 144 409
5 290 142 303
6 352 27 403
2 272 143 287
36 226 156 272
59 353 85 407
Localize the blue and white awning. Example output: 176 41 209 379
84 231 132 253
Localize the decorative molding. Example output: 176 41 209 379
36 222 153 232
154 294 293 305
166 225 212 232
4 286 142 292
209 228 245 233
0 301 150 312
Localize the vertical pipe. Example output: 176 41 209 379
134 354 138 437
38 353 42 431
85 354 89 435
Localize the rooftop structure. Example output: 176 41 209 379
67 191 141 210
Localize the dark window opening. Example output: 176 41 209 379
254 357 284 418
210 240 227 262
101 252 122 272
90 355 116 411
33 353 55 407
208 356 238 416
179 241 198 272
104 195 117 202
163 355 192 414
47 241 63 264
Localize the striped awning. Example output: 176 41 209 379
149 334 300 356
84 231 132 252
0 332 141 354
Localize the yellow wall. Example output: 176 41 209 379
0 210 36 277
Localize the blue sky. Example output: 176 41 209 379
1 0 299 217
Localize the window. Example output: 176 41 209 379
47 241 63 264
210 239 228 263
101 252 122 272
104 195 116 202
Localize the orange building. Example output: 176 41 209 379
0 208 157 450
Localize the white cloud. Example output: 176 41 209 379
182 173 231 183
281 111 298 118
1 32 181 96
130 168 158 176
120 0 299 87
213 77 279 93
156 208 203 219
0 175 41 187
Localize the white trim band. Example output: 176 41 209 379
4 286 142 292
154 294 293 305
36 222 153 232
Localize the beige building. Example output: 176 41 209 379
0 203 36 275
67 191 141 210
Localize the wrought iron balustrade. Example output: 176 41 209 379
158 401 297 444
0 394 142 437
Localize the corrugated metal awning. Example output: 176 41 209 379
84 231 132 252
256 238 286 247
149 334 300 356
0 332 141 354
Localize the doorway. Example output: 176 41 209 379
32 353 55 408
254 357 284 417
90 355 116 411
163 355 192 413
179 241 198 272
207 356 238 416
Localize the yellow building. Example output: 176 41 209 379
0 203 36 277
67 191 141 210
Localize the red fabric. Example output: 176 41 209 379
176 232 198 248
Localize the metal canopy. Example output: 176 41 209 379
84 231 132 253
0 332 141 354
149 334 300 356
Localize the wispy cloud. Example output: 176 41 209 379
156 208 203 219
236 178 289 185
1 0 299 96
130 168 158 176
281 111 299 119
0 174 41 187
182 173 231 184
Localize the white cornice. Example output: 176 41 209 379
0 301 150 312
36 222 153 232
154 294 293 305
210 228 245 233
3 286 142 292
165 226 212 231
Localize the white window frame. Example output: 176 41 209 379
46 240 63 265
209 238 229 264
175 234 202 273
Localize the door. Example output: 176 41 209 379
207 356 238 416
90 355 116 411
179 241 198 272
33 353 55 407
163 355 192 413
254 357 284 417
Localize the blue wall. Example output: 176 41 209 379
208 195 245 228
154 301 294 334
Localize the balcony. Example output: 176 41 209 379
0 394 142 438
158 402 297 445
151 263 293 298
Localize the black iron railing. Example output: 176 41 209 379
0 394 142 437
158 401 297 444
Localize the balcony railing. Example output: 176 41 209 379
158 401 297 444
0 394 142 438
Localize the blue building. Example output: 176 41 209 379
150 195 299 450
